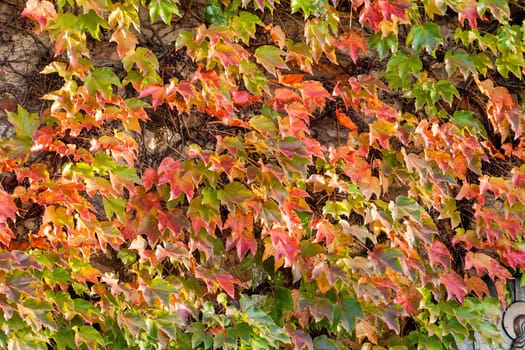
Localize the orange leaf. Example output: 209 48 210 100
336 109 358 131
21 0 57 32
336 29 367 63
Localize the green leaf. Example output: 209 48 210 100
142 277 178 307
218 181 254 210
149 0 180 25
6 105 39 137
407 22 442 54
338 298 363 332
102 194 127 222
313 335 340 350
254 45 288 76
84 67 122 98
291 0 315 17
74 325 106 350
445 51 476 80
435 80 459 105
385 51 422 89
231 11 263 44
369 32 398 59
451 110 488 138
79 10 109 39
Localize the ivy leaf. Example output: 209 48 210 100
451 110 488 139
269 226 300 264
424 0 447 18
465 252 512 280
445 50 476 80
74 326 107 350
407 22 442 54
231 12 263 44
427 240 451 268
370 245 404 274
79 10 109 39
378 0 411 21
338 298 363 332
254 45 288 76
440 271 467 303
84 68 122 98
142 277 178 307
21 0 57 32
336 29 367 64
218 181 254 211
456 0 478 29
149 0 180 25
102 195 126 222
6 105 39 137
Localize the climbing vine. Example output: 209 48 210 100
1 0 525 348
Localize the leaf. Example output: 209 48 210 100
142 277 178 307
378 0 411 21
445 50 476 80
465 252 512 281
451 110 488 138
370 245 404 274
6 105 39 137
102 195 126 222
336 29 367 63
407 22 442 54
232 12 263 44
149 0 180 25
21 0 57 32
339 298 363 332
218 181 254 211
301 80 333 112
84 67 122 98
254 45 288 77
110 28 138 58
74 326 106 350
79 10 109 39
440 271 467 303
269 226 300 264
427 240 451 268
456 0 478 29
216 273 243 297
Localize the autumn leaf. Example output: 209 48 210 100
268 226 300 264
440 270 467 303
255 45 288 76
336 29 367 63
21 0 57 32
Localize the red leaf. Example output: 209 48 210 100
440 271 467 303
216 273 243 298
138 83 166 109
142 168 157 191
457 0 479 29
465 252 512 281
300 81 333 112
232 91 260 106
313 218 337 246
271 88 302 110
21 0 57 32
359 2 384 32
378 0 411 21
225 210 257 260
157 157 194 200
505 249 525 270
269 226 300 264
465 276 490 298
427 240 451 268
336 29 367 63
0 190 17 224
336 109 358 131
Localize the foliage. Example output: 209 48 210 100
1 0 525 348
